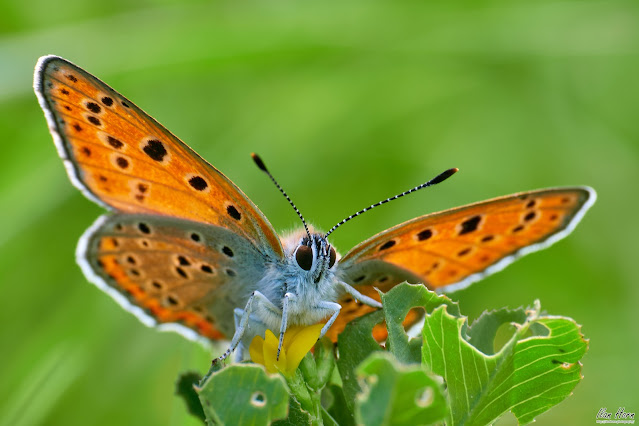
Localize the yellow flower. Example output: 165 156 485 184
249 324 324 377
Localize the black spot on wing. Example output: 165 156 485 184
85 102 100 114
459 215 481 235
227 205 241 220
138 222 151 234
116 157 129 169
176 267 188 278
416 229 432 241
457 248 471 257
188 176 208 191
378 240 396 251
107 136 123 149
143 139 168 162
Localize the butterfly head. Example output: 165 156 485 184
294 233 337 284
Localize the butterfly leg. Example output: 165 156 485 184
233 307 269 362
234 342 245 362
338 281 383 308
218 290 280 362
277 291 296 360
317 301 342 339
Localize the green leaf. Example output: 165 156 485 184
466 307 528 355
175 371 206 423
336 309 385 411
422 301 588 425
355 352 447 426
272 396 312 426
337 283 459 412
325 384 356 426
381 284 460 364
321 407 340 426
197 364 289 426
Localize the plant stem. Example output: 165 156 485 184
286 369 324 425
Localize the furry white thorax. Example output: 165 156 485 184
252 228 341 331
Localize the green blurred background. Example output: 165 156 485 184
1 0 637 424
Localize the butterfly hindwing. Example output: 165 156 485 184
329 187 596 340
79 214 268 342
34 55 283 258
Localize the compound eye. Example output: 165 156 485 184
329 247 336 268
295 245 313 271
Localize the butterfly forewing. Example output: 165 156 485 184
35 56 283 258
79 214 267 341
330 187 595 340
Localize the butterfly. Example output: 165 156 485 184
34 55 596 360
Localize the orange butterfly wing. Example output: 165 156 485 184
34 55 283 258
327 187 595 341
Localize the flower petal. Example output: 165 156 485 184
285 323 324 374
264 329 288 375
249 334 265 366
282 325 305 350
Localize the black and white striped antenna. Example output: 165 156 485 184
251 153 312 242
324 167 459 238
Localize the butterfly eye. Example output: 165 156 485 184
295 245 313 271
329 247 336 268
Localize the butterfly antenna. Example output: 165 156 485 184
251 153 312 241
325 167 459 238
